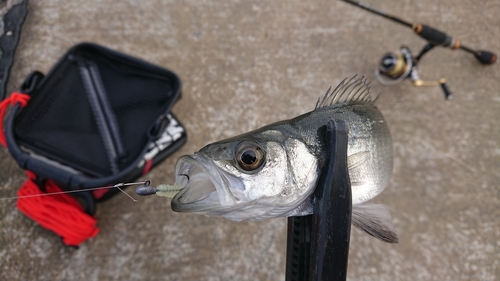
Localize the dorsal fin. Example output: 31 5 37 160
315 75 372 109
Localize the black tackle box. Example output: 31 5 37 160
4 43 186 202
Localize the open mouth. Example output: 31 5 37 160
175 163 217 204
171 154 241 212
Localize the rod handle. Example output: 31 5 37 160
413 24 458 48
474 50 497 65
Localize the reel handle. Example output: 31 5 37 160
412 78 453 100
439 80 453 100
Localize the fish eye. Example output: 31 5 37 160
235 141 265 172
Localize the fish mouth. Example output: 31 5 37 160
171 154 244 213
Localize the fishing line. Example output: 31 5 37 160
0 181 148 202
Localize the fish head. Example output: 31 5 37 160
171 129 319 221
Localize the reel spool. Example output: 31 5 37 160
375 46 453 99
376 47 413 86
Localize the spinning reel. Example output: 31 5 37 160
343 0 497 100
376 46 452 99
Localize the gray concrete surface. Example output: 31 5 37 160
1 0 499 280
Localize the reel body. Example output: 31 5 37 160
376 45 453 99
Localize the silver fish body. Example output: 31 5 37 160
170 76 393 224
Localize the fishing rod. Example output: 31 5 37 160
341 0 497 99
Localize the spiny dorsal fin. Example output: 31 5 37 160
315 75 372 109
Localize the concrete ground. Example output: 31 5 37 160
1 0 499 280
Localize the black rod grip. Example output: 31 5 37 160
475 50 497 65
413 24 454 47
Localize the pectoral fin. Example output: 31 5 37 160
348 151 370 170
352 203 399 243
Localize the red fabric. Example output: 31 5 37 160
91 188 109 200
0 94 99 246
16 171 99 246
142 159 153 175
0 92 30 147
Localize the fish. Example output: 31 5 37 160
170 75 398 243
